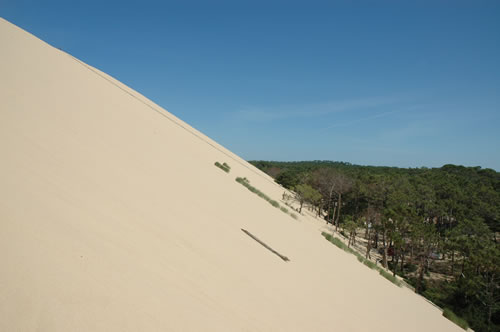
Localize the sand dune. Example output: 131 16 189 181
0 18 462 331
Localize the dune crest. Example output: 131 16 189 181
0 18 462 331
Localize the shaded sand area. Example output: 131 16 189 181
0 18 463 331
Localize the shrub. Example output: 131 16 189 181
332 237 349 251
442 308 469 330
235 176 295 220
363 259 377 270
403 263 418 273
215 161 230 173
322 232 350 252
235 177 249 184
353 251 363 261
379 269 402 287
270 200 280 208
322 232 402 287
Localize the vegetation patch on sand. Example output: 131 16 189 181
442 308 469 330
378 269 402 286
322 232 402 287
235 177 297 220
214 161 231 173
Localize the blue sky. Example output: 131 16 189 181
2 0 499 170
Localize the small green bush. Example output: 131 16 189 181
215 161 230 173
379 269 402 287
331 237 349 251
322 232 333 241
322 232 402 287
322 232 355 254
442 308 469 330
403 263 418 273
235 177 249 184
235 176 296 220
363 259 377 270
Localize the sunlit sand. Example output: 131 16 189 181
0 18 462 331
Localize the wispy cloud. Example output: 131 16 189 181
318 104 425 132
233 97 401 122
319 109 401 131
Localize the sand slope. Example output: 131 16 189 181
0 18 462 331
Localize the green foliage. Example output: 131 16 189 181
275 171 299 189
322 232 333 242
404 263 418 273
443 308 469 330
379 269 402 287
322 232 349 251
343 218 357 233
215 161 230 173
250 160 499 230
293 183 321 213
235 176 249 184
270 200 279 208
363 259 377 270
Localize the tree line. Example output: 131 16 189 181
250 160 500 332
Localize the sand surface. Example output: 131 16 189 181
0 18 462 331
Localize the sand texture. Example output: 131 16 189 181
0 18 463 331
